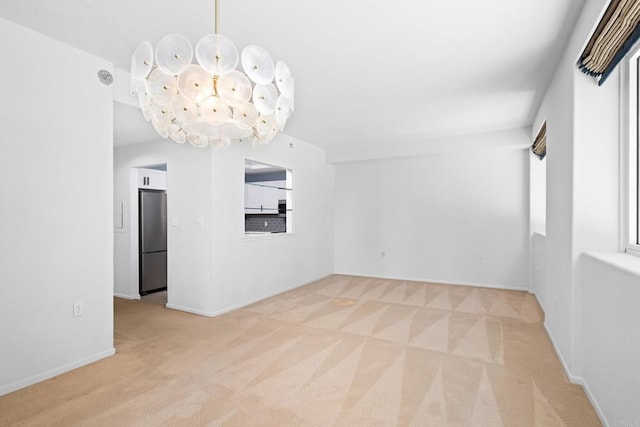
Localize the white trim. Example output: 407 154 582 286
542 321 581 384
333 272 528 292
129 168 139 299
622 44 640 252
542 324 609 427
531 286 547 314
0 348 116 396
165 303 217 317
583 251 640 277
167 274 333 318
113 292 140 300
625 244 640 257
620 55 631 253
581 378 611 427
243 232 296 241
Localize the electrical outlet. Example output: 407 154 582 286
264 221 268 227
73 302 83 317
381 251 386 258
479 256 485 263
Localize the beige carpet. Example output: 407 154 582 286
141 290 168 306
0 275 600 426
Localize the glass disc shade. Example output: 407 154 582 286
219 123 253 139
131 31 293 148
275 94 293 128
147 68 178 106
171 95 198 123
195 34 239 76
155 33 193 76
133 81 151 120
210 135 231 149
199 96 230 125
187 133 209 148
168 124 186 144
150 102 174 126
256 114 277 135
275 61 294 98
178 65 213 104
131 41 154 80
183 121 220 138
217 70 252 106
242 45 275 85
252 83 278 115
233 102 259 129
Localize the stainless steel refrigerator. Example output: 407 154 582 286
139 190 167 295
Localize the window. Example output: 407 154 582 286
624 45 640 255
244 159 293 236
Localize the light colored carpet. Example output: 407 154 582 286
141 290 167 306
0 275 601 426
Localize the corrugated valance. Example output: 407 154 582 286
578 0 640 85
532 122 546 160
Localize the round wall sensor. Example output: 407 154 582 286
97 70 113 85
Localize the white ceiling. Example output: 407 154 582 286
0 0 585 151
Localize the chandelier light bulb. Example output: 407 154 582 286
130 0 294 149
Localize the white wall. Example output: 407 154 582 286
532 0 636 422
529 152 546 236
529 149 546 296
530 233 546 308
113 140 213 315
0 17 114 395
534 0 620 373
114 133 334 317
209 134 335 314
334 135 530 290
533 44 576 369
581 253 640 425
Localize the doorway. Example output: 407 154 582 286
135 164 168 306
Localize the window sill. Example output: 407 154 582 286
583 251 640 278
243 232 295 240
625 245 640 257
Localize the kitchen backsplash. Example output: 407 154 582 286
245 214 286 232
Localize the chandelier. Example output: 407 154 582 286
129 0 294 149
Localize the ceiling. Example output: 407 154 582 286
0 0 585 151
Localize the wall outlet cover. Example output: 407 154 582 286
73 302 83 317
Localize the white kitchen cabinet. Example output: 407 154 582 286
138 168 166 190
244 183 263 213
245 180 287 214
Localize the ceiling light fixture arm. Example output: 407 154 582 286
215 0 220 35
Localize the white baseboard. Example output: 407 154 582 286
0 347 116 396
165 303 217 317
333 272 528 292
114 292 140 300
532 297 607 426
167 274 333 318
581 377 610 427
530 290 547 315
542 321 581 384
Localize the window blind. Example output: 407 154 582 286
578 0 640 85
532 122 546 160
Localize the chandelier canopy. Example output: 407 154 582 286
130 0 294 149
